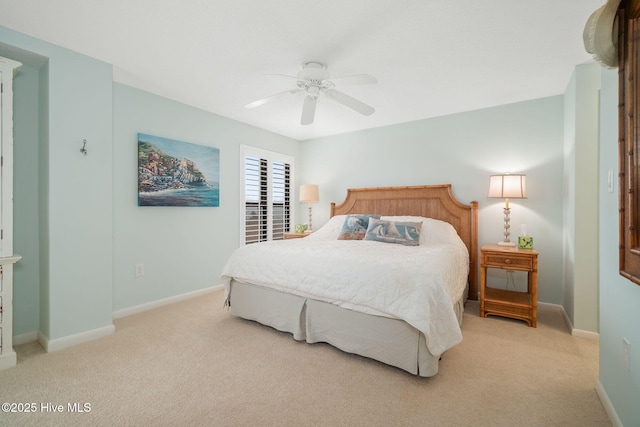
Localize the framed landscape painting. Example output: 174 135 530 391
138 133 220 207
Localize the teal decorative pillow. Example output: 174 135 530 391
364 218 422 246
338 215 381 240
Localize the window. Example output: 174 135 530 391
240 146 294 245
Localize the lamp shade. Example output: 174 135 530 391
488 174 526 199
299 184 319 203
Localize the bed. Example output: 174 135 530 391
221 184 478 377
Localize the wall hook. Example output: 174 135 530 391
80 139 88 155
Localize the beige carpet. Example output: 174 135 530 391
0 290 610 427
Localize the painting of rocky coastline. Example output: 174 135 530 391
138 133 220 207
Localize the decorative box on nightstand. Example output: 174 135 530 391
480 244 539 327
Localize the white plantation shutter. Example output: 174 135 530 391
241 146 294 245
271 160 291 240
244 156 267 244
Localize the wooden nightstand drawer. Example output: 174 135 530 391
483 253 533 270
283 232 312 240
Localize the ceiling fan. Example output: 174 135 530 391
245 61 377 125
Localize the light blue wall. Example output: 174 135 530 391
599 67 640 426
0 26 114 341
2 21 638 426
12 62 41 336
1 24 299 339
50 49 113 341
112 84 298 311
0 25 300 338
38 59 50 339
299 97 565 304
563 71 577 326
563 63 601 333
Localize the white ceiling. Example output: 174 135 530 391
0 0 605 141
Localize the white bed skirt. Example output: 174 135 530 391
228 279 466 377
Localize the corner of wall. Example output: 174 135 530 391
562 62 601 334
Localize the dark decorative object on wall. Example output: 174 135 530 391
137 133 220 207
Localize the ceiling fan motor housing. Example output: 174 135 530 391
245 60 376 125
296 62 334 97
297 61 329 81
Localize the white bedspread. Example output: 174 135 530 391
221 217 469 356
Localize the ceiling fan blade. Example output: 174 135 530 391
263 73 299 80
324 89 375 116
330 74 377 85
300 95 317 125
245 89 301 109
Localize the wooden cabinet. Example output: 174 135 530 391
0 56 22 370
480 244 538 327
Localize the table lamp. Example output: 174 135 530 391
488 174 526 247
299 184 319 231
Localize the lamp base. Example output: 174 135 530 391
497 240 516 247
307 203 313 232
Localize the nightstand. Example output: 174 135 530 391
480 244 539 327
283 232 311 240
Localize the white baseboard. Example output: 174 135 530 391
537 301 564 312
571 328 600 340
595 380 623 427
112 285 221 320
13 331 38 346
538 302 599 340
38 324 115 353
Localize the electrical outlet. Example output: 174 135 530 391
135 264 144 278
623 337 630 371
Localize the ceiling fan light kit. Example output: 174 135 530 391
245 61 377 125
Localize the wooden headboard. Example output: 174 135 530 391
330 185 478 300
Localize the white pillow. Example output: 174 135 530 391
304 215 346 241
380 216 462 247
